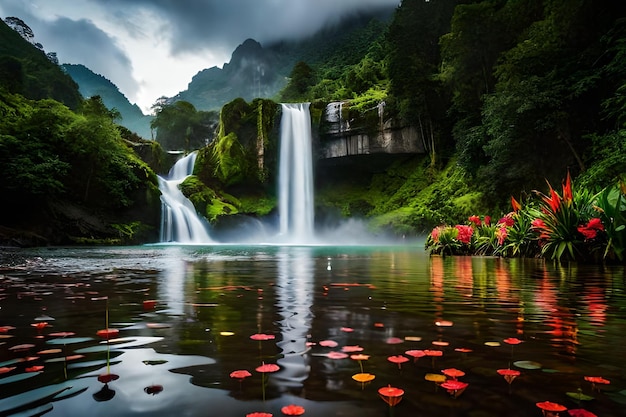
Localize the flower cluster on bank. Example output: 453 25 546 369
425 174 626 263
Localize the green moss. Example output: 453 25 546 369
238 195 276 216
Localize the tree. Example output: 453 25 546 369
150 100 217 151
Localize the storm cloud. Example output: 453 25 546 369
0 0 400 111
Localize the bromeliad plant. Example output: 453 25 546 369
529 173 601 262
425 173 626 263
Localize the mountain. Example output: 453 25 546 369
62 64 153 138
0 18 81 108
171 6 394 111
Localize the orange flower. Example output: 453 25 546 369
562 172 573 204
281 404 305 416
511 196 522 212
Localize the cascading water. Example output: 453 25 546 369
278 103 315 243
158 152 213 243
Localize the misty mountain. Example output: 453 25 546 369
171 6 394 111
61 64 153 138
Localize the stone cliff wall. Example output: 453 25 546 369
319 101 424 159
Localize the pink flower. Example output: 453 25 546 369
455 225 473 244
431 227 441 243
498 214 515 227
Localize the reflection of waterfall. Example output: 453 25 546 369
270 247 314 391
158 152 213 243
278 103 315 243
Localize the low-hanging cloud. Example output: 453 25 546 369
41 18 138 98
91 0 400 55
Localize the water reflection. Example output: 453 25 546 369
271 247 314 393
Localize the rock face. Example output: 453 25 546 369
319 101 425 159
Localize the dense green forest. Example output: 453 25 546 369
1 0 626 252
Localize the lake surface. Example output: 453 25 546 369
0 244 624 417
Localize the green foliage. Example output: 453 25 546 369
0 19 81 108
151 100 217 151
594 181 626 261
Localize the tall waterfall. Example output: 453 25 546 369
158 152 213 243
278 103 315 243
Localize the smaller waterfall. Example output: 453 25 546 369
158 152 213 243
279 103 315 243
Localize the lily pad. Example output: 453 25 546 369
6 403 53 417
513 360 542 370
46 337 94 345
0 372 41 385
566 391 595 401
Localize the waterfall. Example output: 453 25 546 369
278 103 315 243
158 152 213 243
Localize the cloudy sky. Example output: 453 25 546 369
0 0 400 114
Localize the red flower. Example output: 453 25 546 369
577 218 604 240
455 225 473 244
281 404 305 416
545 185 562 212
468 215 481 227
484 215 491 226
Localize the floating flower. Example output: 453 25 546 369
340 327 354 333
247 413 273 417
385 337 403 345
25 365 44 372
442 368 465 380
432 340 449 347
435 320 453 327
503 337 523 345
281 404 305 416
230 370 252 380
378 385 404 407
441 380 468 398
319 340 338 348
497 368 520 384
425 373 446 391
327 351 349 359
387 355 409 369
352 372 375 389
96 328 119 340
454 347 472 354
144 385 163 395
405 349 425 361
341 345 364 353
584 376 610 392
250 333 275 341
256 363 280 373
536 401 567 416
350 354 370 373
0 367 16 374
97 373 119 384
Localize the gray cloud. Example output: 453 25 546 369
91 0 400 55
40 17 138 98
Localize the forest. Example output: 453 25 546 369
0 0 625 258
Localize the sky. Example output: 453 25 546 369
0 0 400 114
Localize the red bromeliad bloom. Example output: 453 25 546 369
545 185 563 213
577 218 604 240
455 225 473 244
468 215 481 227
484 215 491 226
